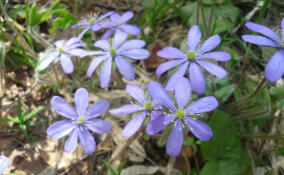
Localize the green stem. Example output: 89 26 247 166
196 0 200 25
225 78 267 111
198 0 209 37
208 0 216 33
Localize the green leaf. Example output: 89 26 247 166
256 88 271 106
23 106 46 122
270 87 284 98
201 110 238 160
50 0 61 11
103 160 118 175
118 159 128 174
36 10 51 24
226 48 240 68
8 4 26 19
200 160 218 175
52 18 68 28
202 0 226 5
26 120 43 127
214 84 235 103
51 9 76 21
201 159 249 175
0 118 20 123
17 98 23 121
25 4 30 27
142 0 156 9
30 3 38 26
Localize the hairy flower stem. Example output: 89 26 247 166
115 69 125 89
235 78 267 107
196 0 200 25
208 0 216 32
52 64 61 86
198 0 209 37
224 78 267 111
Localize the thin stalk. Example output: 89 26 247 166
115 69 125 89
52 64 61 85
225 78 267 111
30 28 49 48
198 0 209 37
208 0 216 33
235 78 267 107
196 0 200 25
194 153 200 175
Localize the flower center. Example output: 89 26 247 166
77 116 85 124
110 48 116 55
144 101 152 110
176 109 185 118
187 52 196 60
281 41 284 48
89 18 96 24
59 48 64 53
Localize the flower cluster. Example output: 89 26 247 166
41 10 282 158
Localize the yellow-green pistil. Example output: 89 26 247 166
77 116 85 124
59 48 64 53
281 41 284 48
110 48 116 55
144 101 152 110
187 51 196 61
176 109 185 119
89 18 96 24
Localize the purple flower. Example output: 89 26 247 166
242 18 284 82
71 12 115 39
101 11 140 40
146 77 218 156
47 88 112 154
38 37 88 74
86 29 150 88
0 156 9 175
156 25 231 94
109 84 162 137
